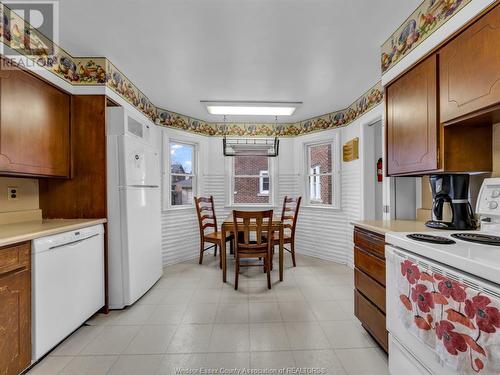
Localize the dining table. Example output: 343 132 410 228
220 213 285 283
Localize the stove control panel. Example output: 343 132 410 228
477 178 500 230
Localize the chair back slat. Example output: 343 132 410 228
280 196 302 238
194 196 218 235
233 210 273 253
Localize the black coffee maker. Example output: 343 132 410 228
425 174 476 230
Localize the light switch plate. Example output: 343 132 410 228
7 186 19 200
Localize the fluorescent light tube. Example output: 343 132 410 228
202 101 301 116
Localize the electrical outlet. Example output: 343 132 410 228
7 186 19 201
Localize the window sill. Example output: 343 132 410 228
303 204 341 211
225 204 276 209
163 205 195 212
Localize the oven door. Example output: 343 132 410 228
386 245 458 375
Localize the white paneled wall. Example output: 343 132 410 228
160 105 383 267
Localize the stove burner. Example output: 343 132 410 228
407 234 456 245
451 233 500 246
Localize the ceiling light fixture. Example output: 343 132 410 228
201 101 301 116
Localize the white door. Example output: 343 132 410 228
120 134 160 187
121 187 162 305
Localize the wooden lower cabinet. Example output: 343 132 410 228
353 227 388 352
0 242 31 375
355 290 388 351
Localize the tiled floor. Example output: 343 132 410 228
27 254 388 375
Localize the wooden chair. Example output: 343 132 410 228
272 196 301 267
194 196 233 267
233 210 274 290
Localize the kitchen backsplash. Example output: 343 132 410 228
0 177 41 224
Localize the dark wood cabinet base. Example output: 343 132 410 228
353 226 387 353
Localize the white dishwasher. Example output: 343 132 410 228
32 224 105 361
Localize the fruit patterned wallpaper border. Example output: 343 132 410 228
381 0 472 74
0 2 382 137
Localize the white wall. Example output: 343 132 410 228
159 105 383 267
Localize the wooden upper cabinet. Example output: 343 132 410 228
386 55 438 175
440 4 500 124
0 61 70 177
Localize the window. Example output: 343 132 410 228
232 155 272 205
310 166 321 200
169 141 196 206
306 142 333 205
259 170 269 195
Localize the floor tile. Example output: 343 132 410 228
292 350 347 374
148 305 186 324
284 322 330 350
157 354 207 375
167 324 213 353
31 255 388 375
249 302 282 322
330 286 355 300
250 351 295 369
80 325 140 355
220 288 249 303
279 301 316 322
112 305 156 325
124 325 177 354
301 286 336 301
138 287 172 305
309 301 351 321
249 323 290 351
247 287 277 303
108 355 163 375
215 303 249 323
335 347 389 375
182 303 218 324
27 356 74 375
59 355 117 375
320 321 378 349
159 289 195 305
52 326 104 356
338 299 355 317
209 324 250 352
274 286 305 302
205 352 250 368
190 288 222 304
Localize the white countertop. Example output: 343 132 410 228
351 220 431 235
0 218 107 247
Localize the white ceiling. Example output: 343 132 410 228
57 0 420 123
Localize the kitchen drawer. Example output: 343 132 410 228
354 227 385 259
355 268 386 313
0 242 30 275
354 246 386 286
355 290 388 352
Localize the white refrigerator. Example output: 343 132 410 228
106 107 163 309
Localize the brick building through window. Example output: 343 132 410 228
307 142 332 205
233 155 270 204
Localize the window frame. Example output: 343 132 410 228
166 139 198 210
259 170 270 196
304 139 340 209
228 155 275 207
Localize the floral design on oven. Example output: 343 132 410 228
399 259 500 373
